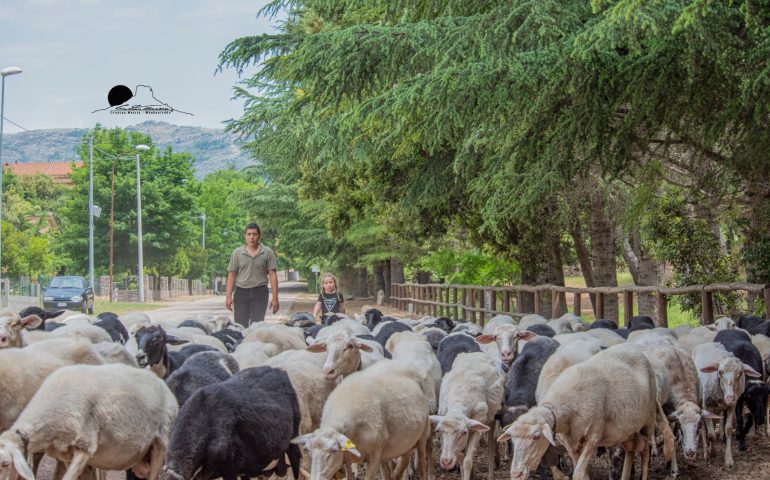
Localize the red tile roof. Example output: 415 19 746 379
4 161 83 185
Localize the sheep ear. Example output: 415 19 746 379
306 342 327 353
516 330 538 341
475 334 495 344
351 339 373 352
46 310 66 319
429 415 444 425
743 364 762 378
467 420 490 432
337 435 362 458
290 434 313 446
667 412 678 421
496 429 512 442
701 410 722 420
20 315 43 330
10 444 34 480
542 423 557 447
165 335 188 346
706 324 717 331
699 363 719 373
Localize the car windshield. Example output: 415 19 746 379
49 277 85 289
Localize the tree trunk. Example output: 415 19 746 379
355 267 369 298
338 266 357 298
619 227 665 317
570 214 596 313
390 258 405 284
415 271 432 284
373 262 385 297
743 186 770 311
589 192 619 321
383 260 392 299
516 225 565 317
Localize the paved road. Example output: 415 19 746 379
145 281 307 324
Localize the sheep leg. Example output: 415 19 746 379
705 418 717 458
60 450 91 480
425 431 434 480
700 423 709 461
53 459 67 480
461 431 482 480
724 406 735 467
640 438 651 480
364 454 381 480
485 427 495 480
31 453 44 474
571 436 598 480
620 449 633 480
418 423 429 480
343 463 355 480
147 439 166 480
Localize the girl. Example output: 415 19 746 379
313 273 346 320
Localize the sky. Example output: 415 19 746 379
0 0 281 132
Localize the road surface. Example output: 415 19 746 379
145 281 307 324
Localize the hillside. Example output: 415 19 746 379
1 121 255 178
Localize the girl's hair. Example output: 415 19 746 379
321 272 341 303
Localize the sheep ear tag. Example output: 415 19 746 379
343 439 356 451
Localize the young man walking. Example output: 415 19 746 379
225 223 279 327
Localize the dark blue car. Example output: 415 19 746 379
43 276 95 314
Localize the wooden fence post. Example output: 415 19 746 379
503 290 511 313
534 290 542 315
461 288 468 321
550 288 560 318
488 290 495 318
764 287 770 320
432 286 438 316
656 292 668 327
452 287 458 321
468 288 476 324
701 290 714 325
573 292 581 317
623 291 633 326
479 289 487 327
517 291 525 314
595 292 605 320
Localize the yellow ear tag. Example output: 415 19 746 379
343 439 356 451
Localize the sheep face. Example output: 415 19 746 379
0 437 34 480
668 402 719 461
476 327 538 368
700 357 761 406
306 332 372 379
0 312 42 348
496 408 554 480
429 413 489 470
291 429 361 480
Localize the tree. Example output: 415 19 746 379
57 126 198 276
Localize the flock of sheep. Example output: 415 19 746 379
0 304 768 480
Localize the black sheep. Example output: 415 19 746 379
178 319 211 334
422 328 447 354
134 324 189 378
17 306 65 331
165 351 239 406
526 324 556 338
374 321 412 351
93 315 129 344
363 308 384 331
628 315 655 331
501 336 559 425
433 316 456 334
210 328 244 353
588 319 618 330
287 312 316 328
737 315 765 333
165 366 302 480
437 333 481 374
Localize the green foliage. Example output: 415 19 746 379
56 126 198 276
642 190 740 314
416 247 519 286
0 221 55 276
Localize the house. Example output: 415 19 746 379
5 161 83 186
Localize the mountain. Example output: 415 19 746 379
1 121 256 178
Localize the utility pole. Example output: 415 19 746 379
200 213 206 249
109 157 115 302
88 135 95 291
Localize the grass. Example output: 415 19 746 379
563 275 700 328
93 300 167 316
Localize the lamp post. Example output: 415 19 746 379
0 66 22 294
88 135 95 291
200 213 206 249
135 144 150 302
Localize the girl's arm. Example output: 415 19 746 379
313 301 322 319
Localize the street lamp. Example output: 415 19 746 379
135 144 150 302
0 66 22 298
200 212 206 249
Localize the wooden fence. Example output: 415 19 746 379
389 282 770 328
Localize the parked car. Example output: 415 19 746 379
43 276 94 314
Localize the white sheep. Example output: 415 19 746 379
430 352 503 480
233 340 280 369
0 310 42 348
243 323 308 351
0 363 177 480
306 331 384 379
292 366 431 480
